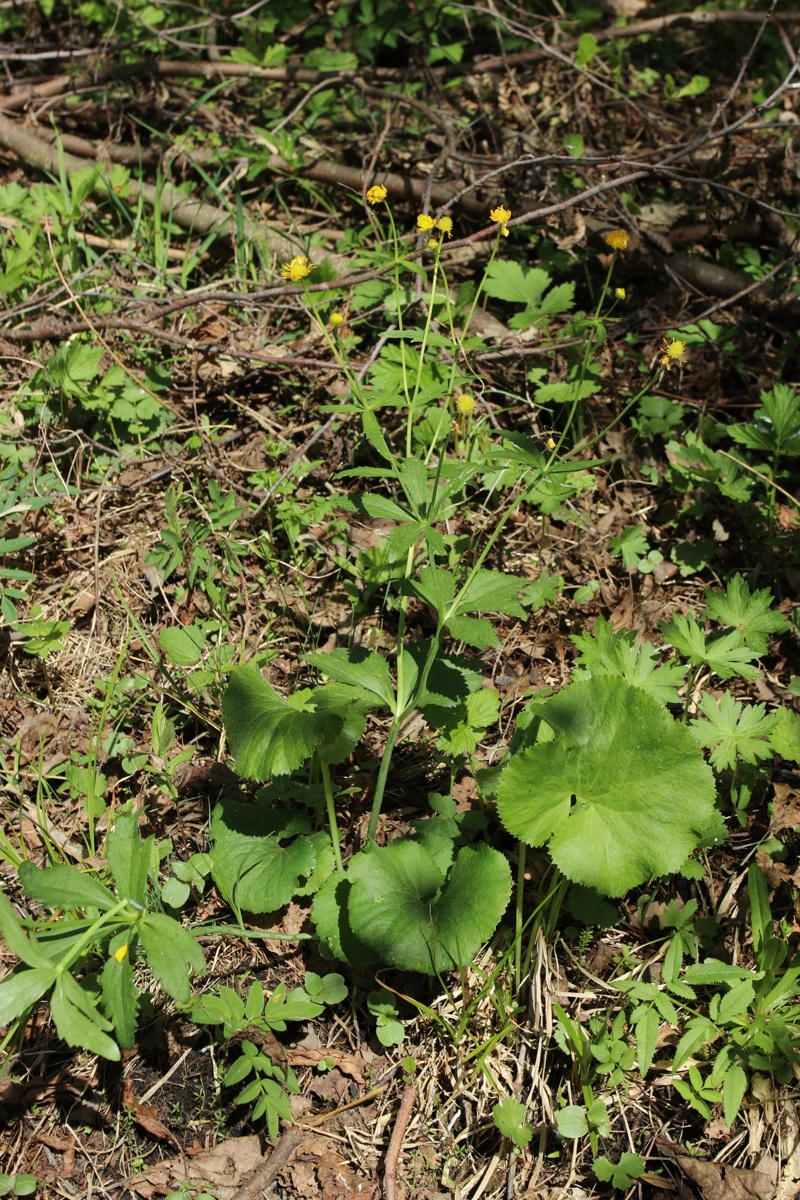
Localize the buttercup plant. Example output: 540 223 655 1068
213 195 723 982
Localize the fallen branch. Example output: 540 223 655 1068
229 1126 304 1200
383 1084 416 1200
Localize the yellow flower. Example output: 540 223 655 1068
281 255 314 282
605 230 629 251
660 337 687 370
366 184 388 205
455 393 475 417
330 312 344 326
427 238 438 249
417 213 436 231
615 287 626 300
114 944 129 963
437 216 453 238
490 206 511 225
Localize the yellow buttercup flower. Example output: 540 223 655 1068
281 255 315 282
417 213 436 231
366 184 388 205
605 230 629 251
455 392 475 417
490 206 511 225
427 238 438 249
114 944 129 963
615 287 626 300
660 338 687 370
437 216 453 238
330 312 344 326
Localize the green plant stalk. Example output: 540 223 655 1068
54 897 133 976
367 465 543 838
406 234 444 453
515 842 526 993
319 759 344 874
547 250 618 462
301 287 372 417
514 717 541 992
382 204 414 421
392 544 417 718
366 718 403 844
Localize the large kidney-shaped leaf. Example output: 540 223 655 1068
346 841 512 974
311 684 373 765
310 872 375 968
222 662 345 778
496 676 716 896
209 799 316 915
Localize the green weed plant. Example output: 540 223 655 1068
2 190 799 1163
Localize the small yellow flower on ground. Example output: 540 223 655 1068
615 287 626 300
281 255 314 282
456 393 475 417
437 216 453 237
330 312 344 326
417 213 436 231
660 337 687 370
366 184 388 205
605 230 629 251
114 944 129 963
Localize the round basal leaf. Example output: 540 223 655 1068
313 683 372 765
210 800 316 914
222 662 344 778
159 624 205 666
310 870 374 967
496 676 716 896
555 1105 588 1139
347 841 512 975
294 832 336 897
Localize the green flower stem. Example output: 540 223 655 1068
406 238 443 456
547 251 618 462
319 759 344 874
384 206 414 418
54 897 134 975
393 544 417 718
515 842 526 992
301 285 367 409
366 717 403 844
514 715 541 993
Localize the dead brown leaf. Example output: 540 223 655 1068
676 1156 776 1200
770 784 800 835
287 1046 366 1087
131 1102 180 1145
128 1134 263 1199
288 1141 376 1200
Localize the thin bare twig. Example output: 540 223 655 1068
383 1084 416 1200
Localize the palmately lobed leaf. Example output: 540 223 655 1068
496 676 716 896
